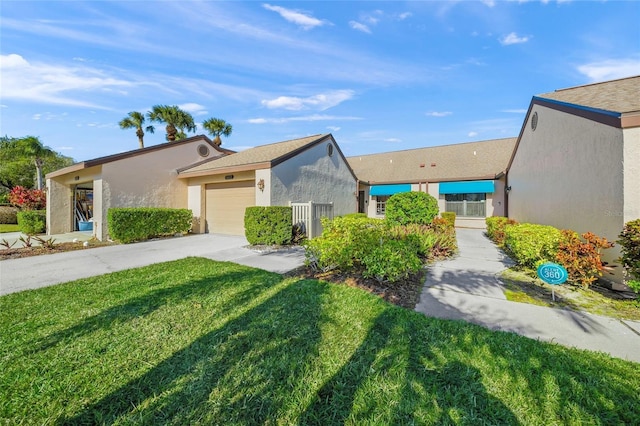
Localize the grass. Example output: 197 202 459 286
1 258 639 425
0 224 20 233
502 268 640 321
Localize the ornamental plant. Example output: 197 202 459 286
556 230 614 289
8 186 46 210
618 219 640 293
385 191 439 226
504 223 562 268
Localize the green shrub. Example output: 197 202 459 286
339 213 368 219
385 191 439 226
361 238 422 282
504 223 562 268
244 206 293 246
441 212 456 227
305 215 386 271
486 216 517 245
619 219 640 292
388 223 457 259
17 210 46 235
0 205 19 224
556 230 614 289
107 208 192 243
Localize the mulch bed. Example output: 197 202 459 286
0 241 116 260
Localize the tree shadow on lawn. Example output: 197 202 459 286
58 278 329 424
28 265 277 356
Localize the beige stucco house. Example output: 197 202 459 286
46 136 229 241
348 138 517 228
178 134 358 235
507 75 640 285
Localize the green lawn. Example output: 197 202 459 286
1 258 638 425
0 224 20 233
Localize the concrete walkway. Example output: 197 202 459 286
0 233 306 296
415 228 640 363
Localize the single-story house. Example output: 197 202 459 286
177 133 358 235
347 137 517 228
46 135 230 241
507 75 640 286
46 133 358 240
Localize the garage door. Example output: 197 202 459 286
205 181 255 235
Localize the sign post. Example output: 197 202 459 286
536 262 569 301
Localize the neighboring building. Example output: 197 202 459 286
507 75 640 285
178 134 358 235
348 138 517 228
46 136 228 241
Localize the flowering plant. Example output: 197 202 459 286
8 186 46 210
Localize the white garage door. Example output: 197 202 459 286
205 181 255 235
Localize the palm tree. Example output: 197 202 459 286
202 118 233 146
16 136 55 190
119 111 155 149
147 105 197 142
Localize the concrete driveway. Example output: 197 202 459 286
416 228 640 363
0 234 305 296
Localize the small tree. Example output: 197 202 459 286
385 191 439 226
202 117 232 146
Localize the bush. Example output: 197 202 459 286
9 186 46 210
107 208 192 243
0 205 19 224
486 216 517 246
556 230 614 289
17 210 46 235
385 191 439 226
441 212 456 227
245 206 293 246
361 238 423 282
504 223 562 268
619 219 640 292
388 223 457 259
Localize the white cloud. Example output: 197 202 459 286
261 90 354 111
55 146 74 151
577 58 640 82
482 0 496 7
426 111 452 117
349 21 371 34
502 109 527 114
0 53 133 109
263 4 326 30
499 32 530 45
468 131 479 137
248 114 361 124
397 12 412 20
179 103 208 115
385 138 402 143
327 126 341 132
32 114 42 120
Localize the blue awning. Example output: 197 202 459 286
439 180 494 194
370 184 411 196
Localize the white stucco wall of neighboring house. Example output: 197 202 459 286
623 126 640 223
255 168 271 207
508 105 626 283
185 170 255 234
269 140 357 216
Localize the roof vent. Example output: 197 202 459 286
420 163 425 168
531 111 538 131
197 144 210 157
431 163 436 167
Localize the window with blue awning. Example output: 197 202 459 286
439 180 494 194
369 184 411 196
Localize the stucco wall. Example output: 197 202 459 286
623 126 640 223
508 105 626 283
270 140 357 216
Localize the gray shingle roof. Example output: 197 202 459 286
179 134 331 174
537 75 640 114
347 137 517 184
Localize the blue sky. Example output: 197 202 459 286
1 1 639 162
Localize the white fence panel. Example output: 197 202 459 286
291 202 334 239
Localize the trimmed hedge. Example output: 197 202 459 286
385 191 439 226
486 216 517 245
107 207 192 243
0 205 19 224
17 210 46 235
245 206 293 246
504 223 563 268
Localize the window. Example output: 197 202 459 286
445 193 486 217
376 196 390 215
